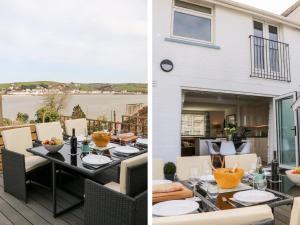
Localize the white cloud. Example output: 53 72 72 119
0 0 147 83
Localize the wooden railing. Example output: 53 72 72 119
59 115 148 136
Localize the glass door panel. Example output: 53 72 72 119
274 93 298 168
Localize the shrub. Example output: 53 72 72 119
16 112 29 123
164 162 176 174
36 107 59 123
71 105 86 119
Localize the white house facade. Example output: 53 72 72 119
153 0 300 168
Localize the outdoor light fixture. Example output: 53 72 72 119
160 59 173 72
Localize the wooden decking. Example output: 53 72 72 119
0 173 292 225
0 174 84 225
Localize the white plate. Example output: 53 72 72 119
114 146 139 155
89 142 116 151
82 155 112 166
136 138 148 145
199 175 215 182
233 190 275 204
152 180 172 186
153 200 199 217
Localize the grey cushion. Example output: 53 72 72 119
250 219 275 225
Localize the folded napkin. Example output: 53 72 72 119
111 133 137 143
152 183 193 203
153 182 183 194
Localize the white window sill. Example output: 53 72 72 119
165 37 221 49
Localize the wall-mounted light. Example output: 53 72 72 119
160 59 173 72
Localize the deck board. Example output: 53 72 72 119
0 174 83 225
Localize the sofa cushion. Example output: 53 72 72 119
65 118 87 136
225 154 257 172
153 158 164 180
1 127 33 157
36 122 63 142
104 181 120 192
120 153 147 194
153 205 273 225
25 156 48 172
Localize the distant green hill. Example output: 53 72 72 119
0 81 147 93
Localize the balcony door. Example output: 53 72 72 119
274 92 299 168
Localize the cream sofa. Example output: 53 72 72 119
153 205 273 225
153 158 164 180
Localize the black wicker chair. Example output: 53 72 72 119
1 127 50 203
2 149 51 202
84 162 147 225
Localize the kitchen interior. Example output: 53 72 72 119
181 91 271 163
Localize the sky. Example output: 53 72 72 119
0 1 297 84
0 0 147 83
234 0 298 14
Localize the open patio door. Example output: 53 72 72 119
274 92 299 168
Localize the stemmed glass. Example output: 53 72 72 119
202 161 212 191
189 167 199 197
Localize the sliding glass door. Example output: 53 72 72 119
274 92 298 168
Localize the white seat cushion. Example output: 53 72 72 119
153 205 273 225
36 122 63 142
176 156 212 180
290 197 300 225
119 153 147 194
104 181 121 193
1 127 33 157
65 118 88 136
153 158 164 180
25 156 48 172
225 154 257 171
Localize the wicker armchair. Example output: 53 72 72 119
2 127 50 202
84 158 147 225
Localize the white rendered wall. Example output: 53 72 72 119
153 0 300 162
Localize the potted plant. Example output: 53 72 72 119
224 127 236 141
164 162 176 181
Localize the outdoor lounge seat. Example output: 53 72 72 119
290 197 300 225
225 154 257 171
84 153 147 225
1 127 49 202
176 156 212 180
36 121 63 142
64 118 88 136
153 158 164 179
153 204 274 225
104 153 147 193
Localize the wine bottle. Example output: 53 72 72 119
70 128 77 155
271 151 279 181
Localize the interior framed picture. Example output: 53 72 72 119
226 114 236 126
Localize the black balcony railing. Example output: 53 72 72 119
250 35 291 82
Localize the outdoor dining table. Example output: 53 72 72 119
27 143 147 217
180 173 295 212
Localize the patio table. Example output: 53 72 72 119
27 143 147 217
181 174 295 212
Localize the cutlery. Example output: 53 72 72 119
222 197 237 208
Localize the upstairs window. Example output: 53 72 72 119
172 0 213 43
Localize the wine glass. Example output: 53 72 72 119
255 175 267 191
207 182 219 200
189 167 199 197
201 161 212 191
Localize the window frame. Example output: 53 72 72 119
171 0 214 44
253 19 281 74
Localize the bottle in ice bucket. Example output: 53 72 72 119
70 128 77 155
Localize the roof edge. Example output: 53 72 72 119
282 0 300 17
